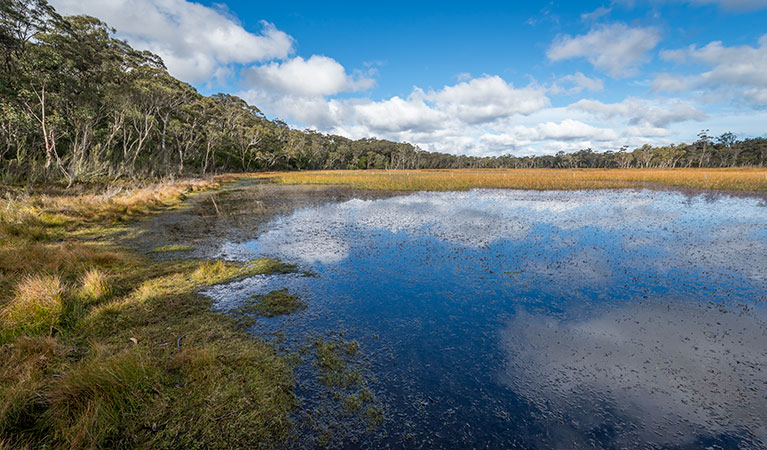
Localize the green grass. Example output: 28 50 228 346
246 289 306 318
0 178 301 449
313 338 364 390
0 274 65 344
149 244 196 253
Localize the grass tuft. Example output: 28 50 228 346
0 275 65 343
44 347 157 448
0 177 302 449
149 244 195 253
79 268 112 303
247 289 306 318
0 336 61 436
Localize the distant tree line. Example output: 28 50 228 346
1 1 766 184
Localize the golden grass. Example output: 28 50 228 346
78 268 112 303
267 168 767 192
0 275 65 343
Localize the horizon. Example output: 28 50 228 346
49 0 767 157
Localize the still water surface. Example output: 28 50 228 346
197 187 767 449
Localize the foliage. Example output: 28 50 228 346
2 1 767 185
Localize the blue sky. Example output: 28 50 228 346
51 0 767 156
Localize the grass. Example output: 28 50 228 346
0 274 65 344
150 244 196 253
0 177 300 449
268 168 767 192
308 337 384 443
313 338 364 390
246 289 306 318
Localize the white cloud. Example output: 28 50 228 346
535 119 619 141
686 0 767 11
580 5 612 21
349 94 448 133
424 75 550 124
570 97 707 127
49 0 294 83
547 23 662 77
245 55 375 97
655 35 767 104
551 72 605 94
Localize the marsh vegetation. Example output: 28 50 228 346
0 179 300 448
272 168 767 192
246 289 306 318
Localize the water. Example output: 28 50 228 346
194 187 767 449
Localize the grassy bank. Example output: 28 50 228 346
269 168 767 192
0 178 298 449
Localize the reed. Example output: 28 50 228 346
269 168 767 192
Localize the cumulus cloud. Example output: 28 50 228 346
654 35 767 104
50 0 294 83
547 23 662 77
570 97 707 127
244 55 375 97
535 119 618 141
242 75 558 154
348 94 448 133
424 75 550 124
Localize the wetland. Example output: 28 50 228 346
137 179 767 449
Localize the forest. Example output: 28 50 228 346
2 0 767 185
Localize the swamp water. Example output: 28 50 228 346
142 183 767 449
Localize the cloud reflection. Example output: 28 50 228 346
502 301 767 447
217 190 767 286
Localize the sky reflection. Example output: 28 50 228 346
206 188 767 448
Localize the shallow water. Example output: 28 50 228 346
190 186 767 449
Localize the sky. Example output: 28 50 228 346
49 0 767 157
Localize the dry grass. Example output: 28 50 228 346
0 275 65 343
79 268 112 303
268 168 767 192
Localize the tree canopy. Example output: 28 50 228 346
1 0 765 184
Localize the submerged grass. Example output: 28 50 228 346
247 289 306 318
150 244 196 253
269 168 767 192
0 177 299 449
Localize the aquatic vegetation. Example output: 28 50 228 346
149 244 196 253
270 168 767 192
313 338 365 389
305 337 384 445
247 289 306 317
